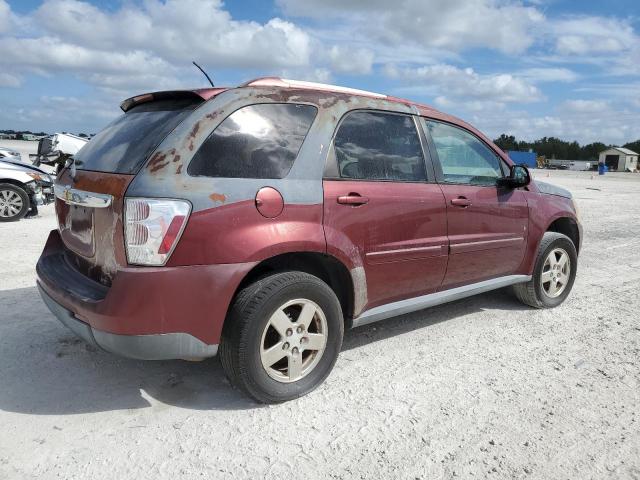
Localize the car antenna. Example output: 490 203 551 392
192 61 214 87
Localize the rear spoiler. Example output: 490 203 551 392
120 88 227 112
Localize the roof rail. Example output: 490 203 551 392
241 77 387 99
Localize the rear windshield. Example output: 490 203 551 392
74 98 200 174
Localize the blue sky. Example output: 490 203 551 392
0 0 638 144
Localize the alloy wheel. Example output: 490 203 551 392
541 247 571 298
260 298 328 383
0 189 24 219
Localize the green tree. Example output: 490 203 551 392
580 142 607 160
623 140 640 153
494 134 519 151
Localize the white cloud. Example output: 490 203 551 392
0 0 315 98
552 16 638 56
387 64 542 103
0 36 175 75
518 68 578 83
562 99 608 113
278 0 544 55
33 0 312 68
0 0 638 145
466 101 639 145
328 45 374 74
0 72 21 88
0 0 10 33
0 95 120 134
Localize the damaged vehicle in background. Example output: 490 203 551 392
0 159 53 221
0 147 21 162
32 133 88 173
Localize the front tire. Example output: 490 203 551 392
513 231 577 308
220 271 344 403
0 183 30 222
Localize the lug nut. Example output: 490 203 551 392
301 337 308 344
282 342 289 350
286 328 293 337
292 347 299 355
296 326 304 334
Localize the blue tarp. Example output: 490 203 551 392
508 150 537 168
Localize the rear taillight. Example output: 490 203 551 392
124 198 191 266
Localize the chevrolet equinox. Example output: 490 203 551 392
37 77 582 403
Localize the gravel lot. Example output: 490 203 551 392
1 170 639 479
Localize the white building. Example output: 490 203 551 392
598 147 638 172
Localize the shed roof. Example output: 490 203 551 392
604 147 638 155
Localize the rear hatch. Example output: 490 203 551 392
54 93 206 286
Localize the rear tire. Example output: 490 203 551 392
0 183 30 222
220 271 344 403
513 231 577 308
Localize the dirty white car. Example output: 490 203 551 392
0 147 21 162
0 160 53 221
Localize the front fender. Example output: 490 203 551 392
519 191 580 275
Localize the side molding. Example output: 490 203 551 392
352 275 531 328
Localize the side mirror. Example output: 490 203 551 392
498 164 530 189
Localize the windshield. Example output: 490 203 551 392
74 98 201 174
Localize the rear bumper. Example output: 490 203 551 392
38 284 218 360
37 230 256 360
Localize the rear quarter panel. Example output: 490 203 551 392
129 87 418 277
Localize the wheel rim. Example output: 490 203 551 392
541 247 571 298
260 298 328 383
0 189 24 218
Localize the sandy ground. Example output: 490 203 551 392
0 170 639 479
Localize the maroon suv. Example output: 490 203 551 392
37 77 581 403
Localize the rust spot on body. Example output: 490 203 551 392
147 148 177 172
175 164 182 174
148 151 167 168
189 122 200 139
187 122 202 151
150 161 169 173
209 193 226 203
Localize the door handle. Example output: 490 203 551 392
337 193 369 206
450 197 471 207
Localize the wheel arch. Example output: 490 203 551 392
0 178 30 191
546 216 580 253
228 252 355 329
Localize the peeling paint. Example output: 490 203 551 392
209 193 226 203
149 161 169 173
147 151 167 168
187 122 201 151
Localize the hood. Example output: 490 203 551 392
0 159 53 183
535 180 572 199
0 159 50 175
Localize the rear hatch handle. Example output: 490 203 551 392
54 184 113 208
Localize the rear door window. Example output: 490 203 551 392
332 111 426 182
74 98 200 174
423 120 504 186
188 103 317 179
